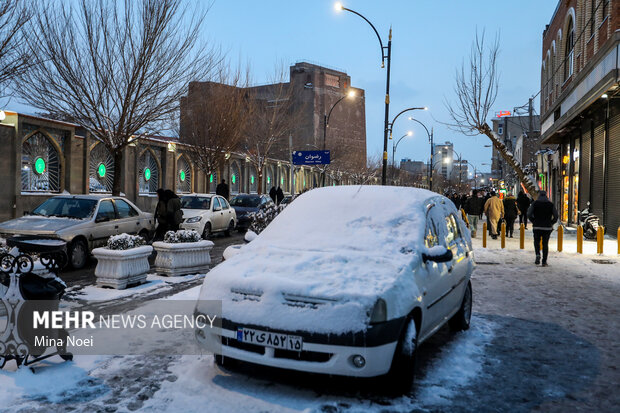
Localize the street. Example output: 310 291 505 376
1 234 619 412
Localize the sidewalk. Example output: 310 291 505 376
471 224 619 257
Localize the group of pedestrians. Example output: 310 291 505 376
154 188 183 241
455 189 558 266
268 186 285 205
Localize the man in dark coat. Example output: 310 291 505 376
216 179 229 200
502 193 520 238
164 189 183 231
269 186 277 203
517 191 531 229
276 186 284 205
527 190 558 266
154 189 171 241
464 190 484 238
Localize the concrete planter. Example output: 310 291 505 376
152 240 214 276
92 245 153 289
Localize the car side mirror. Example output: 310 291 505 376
422 247 453 263
213 206 222 212
95 215 110 223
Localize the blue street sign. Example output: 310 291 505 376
292 150 331 165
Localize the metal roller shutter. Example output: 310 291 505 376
580 124 591 211
591 123 605 218
605 106 620 232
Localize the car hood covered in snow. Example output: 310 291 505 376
0 215 86 235
198 185 435 334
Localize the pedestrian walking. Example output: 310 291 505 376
502 193 520 237
269 186 277 203
276 186 284 205
154 188 170 241
451 193 461 210
483 191 504 239
216 179 229 200
464 190 484 238
164 189 183 232
527 190 558 266
517 191 531 229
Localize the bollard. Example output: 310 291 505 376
577 225 583 254
617 227 620 255
482 222 487 248
597 226 604 255
540 237 543 252
519 223 525 249
500 221 506 249
557 225 563 252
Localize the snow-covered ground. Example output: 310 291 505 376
1 234 619 412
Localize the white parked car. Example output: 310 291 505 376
0 195 154 269
179 194 236 239
195 186 474 392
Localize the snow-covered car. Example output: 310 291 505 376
0 195 154 269
229 194 274 231
222 231 257 261
179 194 236 238
195 186 474 392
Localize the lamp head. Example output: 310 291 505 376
407 131 413 136
423 106 429 111
334 2 343 11
347 90 356 98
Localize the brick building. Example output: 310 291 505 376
539 0 619 229
181 62 367 169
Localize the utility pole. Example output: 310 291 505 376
528 97 533 136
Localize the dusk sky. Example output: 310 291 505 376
7 0 559 173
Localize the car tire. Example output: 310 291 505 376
449 281 472 332
202 223 212 239
69 239 88 270
138 229 150 243
385 318 418 394
224 220 235 237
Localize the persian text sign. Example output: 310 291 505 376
292 150 330 165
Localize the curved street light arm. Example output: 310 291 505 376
326 95 348 126
394 133 409 150
407 117 431 142
342 7 386 61
388 107 426 136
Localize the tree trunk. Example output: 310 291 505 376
481 123 538 199
112 149 123 196
257 168 263 195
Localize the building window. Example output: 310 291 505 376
89 142 114 193
324 74 339 88
209 172 217 193
138 149 160 195
21 132 61 193
248 165 258 193
498 126 503 135
230 163 240 194
602 0 609 18
564 18 574 81
590 0 596 36
177 155 192 193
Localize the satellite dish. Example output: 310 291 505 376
0 111 5 121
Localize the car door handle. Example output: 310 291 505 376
114 225 119 229
136 222 140 225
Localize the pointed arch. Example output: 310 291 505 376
176 153 193 193
21 129 63 193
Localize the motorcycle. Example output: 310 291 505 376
578 202 600 240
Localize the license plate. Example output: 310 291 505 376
237 327 302 351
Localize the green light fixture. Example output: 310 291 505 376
97 163 106 178
251 175 255 185
144 168 151 181
34 157 46 175
209 174 213 183
232 174 236 184
280 177 284 185
180 170 186 182
267 177 271 184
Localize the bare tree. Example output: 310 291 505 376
445 31 538 198
242 68 304 194
180 65 250 188
0 0 32 98
17 0 219 195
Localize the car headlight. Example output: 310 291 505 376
185 216 202 223
369 299 387 324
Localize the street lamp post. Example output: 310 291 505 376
406 116 434 191
322 90 356 186
391 131 412 183
335 3 392 185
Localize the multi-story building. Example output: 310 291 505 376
180 62 367 168
399 159 427 175
539 0 619 229
433 142 454 179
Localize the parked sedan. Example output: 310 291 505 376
195 186 474 393
179 194 236 238
229 194 274 231
0 195 154 269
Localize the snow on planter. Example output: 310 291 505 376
92 233 152 289
152 230 213 276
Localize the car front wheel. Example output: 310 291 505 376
385 318 418 394
449 281 472 332
202 223 211 239
69 239 88 269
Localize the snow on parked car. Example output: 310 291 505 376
195 185 474 392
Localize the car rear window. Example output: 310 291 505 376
230 196 260 207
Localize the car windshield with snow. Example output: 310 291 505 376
195 185 474 392
32 198 98 219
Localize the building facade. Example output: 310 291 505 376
433 141 454 179
540 0 619 230
0 111 376 222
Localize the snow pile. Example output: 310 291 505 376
106 233 145 250
247 204 285 234
199 185 439 333
164 229 201 243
